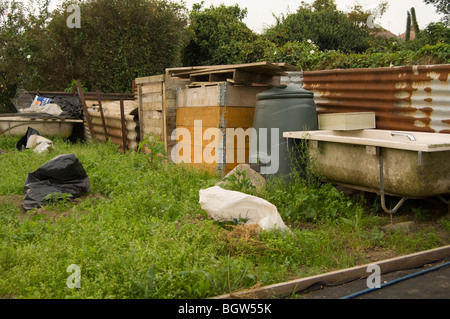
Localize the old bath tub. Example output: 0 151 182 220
283 129 450 214
0 114 83 138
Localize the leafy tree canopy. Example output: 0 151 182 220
265 1 372 53
181 3 257 66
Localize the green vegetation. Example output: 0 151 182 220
0 136 448 298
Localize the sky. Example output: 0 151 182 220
28 0 445 36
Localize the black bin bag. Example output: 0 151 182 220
23 154 90 211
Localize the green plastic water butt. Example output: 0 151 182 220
249 85 318 176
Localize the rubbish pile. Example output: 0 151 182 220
16 127 53 153
23 154 90 211
15 92 83 119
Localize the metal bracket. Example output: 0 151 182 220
218 82 228 107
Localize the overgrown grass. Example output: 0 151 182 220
0 136 448 299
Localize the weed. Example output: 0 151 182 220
0 136 448 299
44 193 74 205
222 169 257 195
137 134 166 163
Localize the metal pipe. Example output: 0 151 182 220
438 196 450 215
340 261 450 299
378 149 408 221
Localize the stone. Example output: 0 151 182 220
216 164 266 190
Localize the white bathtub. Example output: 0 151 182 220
283 129 450 200
0 115 83 138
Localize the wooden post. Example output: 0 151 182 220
119 98 128 151
162 79 168 154
96 90 108 139
77 80 95 140
137 84 144 143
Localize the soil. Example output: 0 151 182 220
0 193 105 221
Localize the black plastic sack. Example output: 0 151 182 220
50 96 83 119
23 154 90 211
16 127 41 151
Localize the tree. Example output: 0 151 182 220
312 0 337 11
410 7 421 35
0 0 50 112
405 8 421 41
181 3 257 66
41 0 187 93
1 0 187 98
347 1 388 31
265 3 371 53
406 11 411 41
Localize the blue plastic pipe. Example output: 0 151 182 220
340 261 450 299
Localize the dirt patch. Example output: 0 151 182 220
0 193 104 221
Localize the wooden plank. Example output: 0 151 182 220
174 126 224 147
214 245 450 299
177 85 220 108
120 98 127 150
176 107 255 129
177 84 266 108
141 83 164 95
142 101 163 111
77 79 95 140
189 69 235 83
96 90 108 138
135 74 165 85
162 81 168 154
142 93 162 104
224 86 267 107
142 110 162 120
176 107 221 127
221 107 255 128
138 84 144 142
171 62 291 78
142 118 163 129
234 69 280 86
165 98 177 110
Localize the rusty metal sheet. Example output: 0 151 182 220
303 65 450 134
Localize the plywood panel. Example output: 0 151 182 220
177 107 221 127
177 84 266 108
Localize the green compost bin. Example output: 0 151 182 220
249 85 318 176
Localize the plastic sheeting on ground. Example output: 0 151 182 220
199 186 289 231
23 154 90 211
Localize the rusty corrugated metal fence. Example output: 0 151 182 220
303 64 450 134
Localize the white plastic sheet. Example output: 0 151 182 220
26 135 54 153
199 186 289 231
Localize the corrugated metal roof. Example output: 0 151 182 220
303 64 450 134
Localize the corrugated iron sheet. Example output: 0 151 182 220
303 64 450 134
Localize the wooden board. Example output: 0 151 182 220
176 107 255 129
168 62 299 79
214 245 450 299
318 112 376 131
176 84 267 108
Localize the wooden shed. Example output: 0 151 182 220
168 62 300 174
